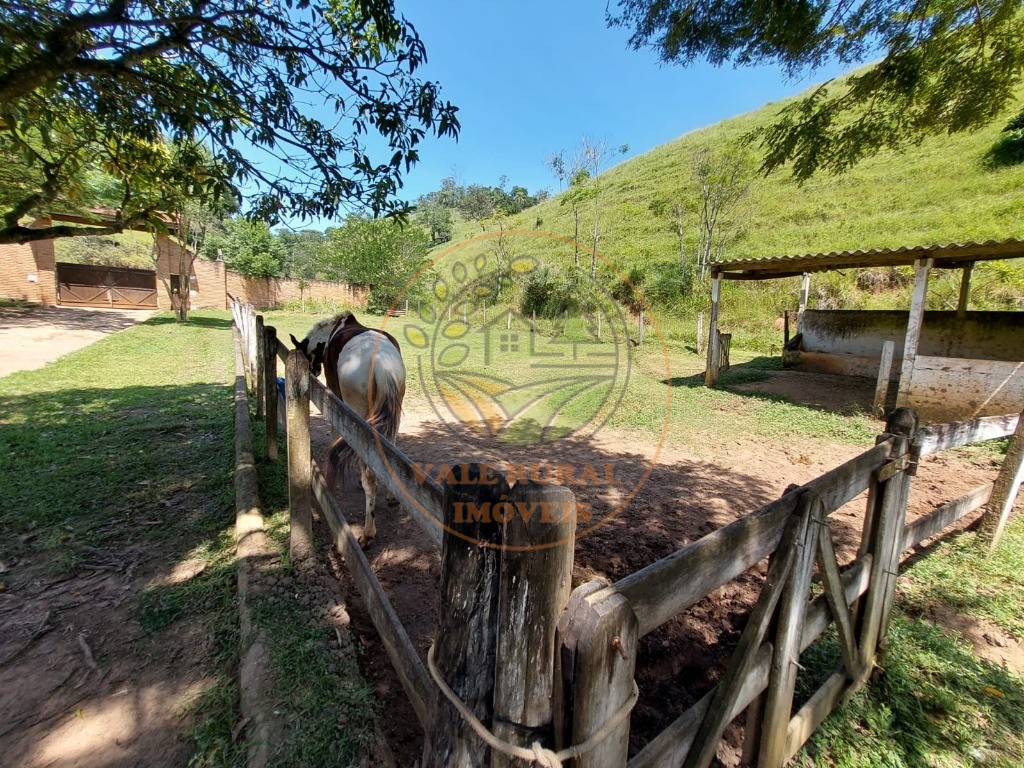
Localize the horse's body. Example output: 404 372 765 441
292 312 405 546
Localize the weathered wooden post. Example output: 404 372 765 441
757 493 821 768
858 407 917 674
556 584 638 768
285 349 313 561
896 258 933 408
705 273 721 386
872 340 895 417
255 315 266 420
492 482 577 767
424 465 510 768
696 311 704 355
264 325 279 460
979 409 1024 551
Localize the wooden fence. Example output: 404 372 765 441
230 299 1023 768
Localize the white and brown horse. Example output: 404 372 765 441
291 312 406 546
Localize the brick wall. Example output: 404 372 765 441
225 271 368 309
3 225 366 311
0 223 56 305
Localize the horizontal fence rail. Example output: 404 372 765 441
310 463 433 724
230 299 1023 768
914 413 1019 457
600 440 893 638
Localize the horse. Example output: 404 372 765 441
291 312 406 547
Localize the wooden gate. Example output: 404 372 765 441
56 263 158 309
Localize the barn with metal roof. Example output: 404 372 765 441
703 241 1024 421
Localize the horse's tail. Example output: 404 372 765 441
323 352 404 486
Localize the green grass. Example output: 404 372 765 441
793 514 1024 768
415 73 1024 347
262 308 879 452
0 310 245 767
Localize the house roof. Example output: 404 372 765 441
711 239 1024 280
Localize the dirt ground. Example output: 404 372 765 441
0 305 154 378
309 382 1007 767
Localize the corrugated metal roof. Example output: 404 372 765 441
712 239 1024 279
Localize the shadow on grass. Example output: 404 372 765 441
145 313 234 330
0 380 245 767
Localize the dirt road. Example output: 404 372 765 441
0 305 154 378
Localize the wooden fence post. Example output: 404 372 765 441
858 407 917 674
255 315 265 420
264 325 279 460
872 340 895 417
491 482 577 767
757 493 821 768
559 588 638 768
979 408 1024 551
424 465 510 768
696 311 704 355
285 349 312 561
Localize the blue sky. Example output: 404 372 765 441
386 0 854 203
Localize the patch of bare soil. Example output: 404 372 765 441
308 396 1001 767
0 547 218 768
730 370 877 414
0 305 154 378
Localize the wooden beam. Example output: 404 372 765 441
872 340 895 417
310 463 432 726
684 513 802 768
758 494 821 768
979 410 1024 551
816 521 861 678
913 413 1019 457
309 376 444 548
705 275 721 386
797 273 810 329
902 483 993 551
255 315 265 420
957 262 974 318
896 258 933 407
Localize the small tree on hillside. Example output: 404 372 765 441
578 138 629 278
691 142 755 277
561 169 593 267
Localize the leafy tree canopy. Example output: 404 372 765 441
204 217 285 278
0 0 459 243
320 214 430 311
610 0 1024 179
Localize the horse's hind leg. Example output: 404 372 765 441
358 463 378 548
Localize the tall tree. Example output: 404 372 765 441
205 218 286 279
0 0 459 244
577 138 628 278
321 215 430 311
690 143 755 276
610 0 1024 179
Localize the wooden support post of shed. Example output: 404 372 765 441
797 272 811 331
895 258 933 408
979 409 1024 551
872 340 895 417
285 349 312 561
956 262 974 318
705 273 722 387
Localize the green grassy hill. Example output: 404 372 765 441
425 77 1024 352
